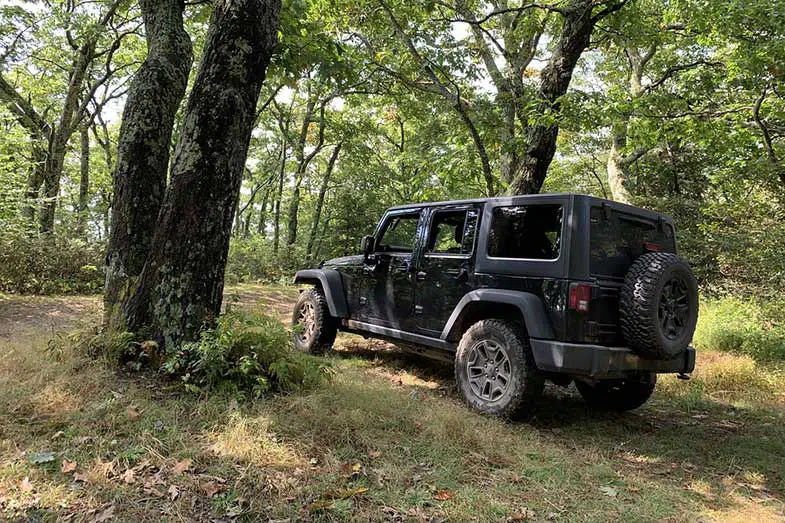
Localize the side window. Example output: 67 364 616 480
426 209 478 255
376 212 420 253
487 204 563 260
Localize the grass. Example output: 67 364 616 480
1 286 784 521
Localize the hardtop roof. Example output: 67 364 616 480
386 193 673 223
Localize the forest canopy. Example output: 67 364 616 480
0 0 783 301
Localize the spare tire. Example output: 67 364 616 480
620 252 698 360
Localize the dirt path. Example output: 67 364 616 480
0 295 101 339
0 284 299 340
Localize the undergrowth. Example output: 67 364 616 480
694 297 785 361
49 310 332 399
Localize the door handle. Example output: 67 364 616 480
455 268 469 283
416 271 427 281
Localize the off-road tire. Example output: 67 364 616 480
575 373 657 412
292 287 337 355
455 319 545 419
620 252 698 360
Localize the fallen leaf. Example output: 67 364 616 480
96 459 115 478
29 452 56 465
121 468 136 484
126 406 141 420
340 462 362 475
168 484 180 501
62 460 77 474
433 489 456 501
143 486 164 498
91 504 115 523
172 459 192 475
200 481 222 497
599 486 618 498
20 477 33 493
144 471 166 488
51 431 65 440
332 486 369 499
73 472 89 483
368 450 382 459
309 499 334 511
507 510 534 522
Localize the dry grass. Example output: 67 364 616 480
1 285 784 521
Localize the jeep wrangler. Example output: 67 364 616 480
292 194 698 418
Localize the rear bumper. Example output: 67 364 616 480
529 340 696 379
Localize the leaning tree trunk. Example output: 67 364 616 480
124 0 281 346
509 0 616 195
104 0 193 330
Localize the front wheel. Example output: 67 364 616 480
575 373 656 412
454 319 544 419
292 287 337 355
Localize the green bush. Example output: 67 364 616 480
693 297 785 361
162 311 332 397
0 233 105 294
225 236 304 285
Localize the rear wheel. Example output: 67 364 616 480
455 319 544 419
292 287 337 355
575 373 656 412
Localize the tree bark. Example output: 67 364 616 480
77 126 90 234
306 142 341 262
124 0 280 346
104 0 193 330
508 0 623 195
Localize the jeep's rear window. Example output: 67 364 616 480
590 207 676 278
487 205 563 260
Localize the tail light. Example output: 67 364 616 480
643 242 661 252
569 282 592 313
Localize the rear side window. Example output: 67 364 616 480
487 205 563 260
590 207 676 278
426 208 479 255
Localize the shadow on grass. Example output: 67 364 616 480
331 335 785 517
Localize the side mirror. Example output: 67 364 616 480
361 235 376 257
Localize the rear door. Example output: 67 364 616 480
414 205 480 336
589 206 677 344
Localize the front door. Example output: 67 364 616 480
415 206 480 336
359 209 424 331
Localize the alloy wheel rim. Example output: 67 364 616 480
466 339 512 402
658 275 689 340
296 301 317 344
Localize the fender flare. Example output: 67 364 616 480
440 289 555 341
293 269 349 318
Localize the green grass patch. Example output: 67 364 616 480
694 297 785 361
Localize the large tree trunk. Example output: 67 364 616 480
508 0 616 195
306 142 341 262
124 0 280 346
77 126 90 234
104 0 193 330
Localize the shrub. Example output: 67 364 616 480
162 311 332 397
693 297 785 361
225 236 303 285
0 233 105 294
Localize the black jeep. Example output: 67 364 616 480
292 194 698 418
